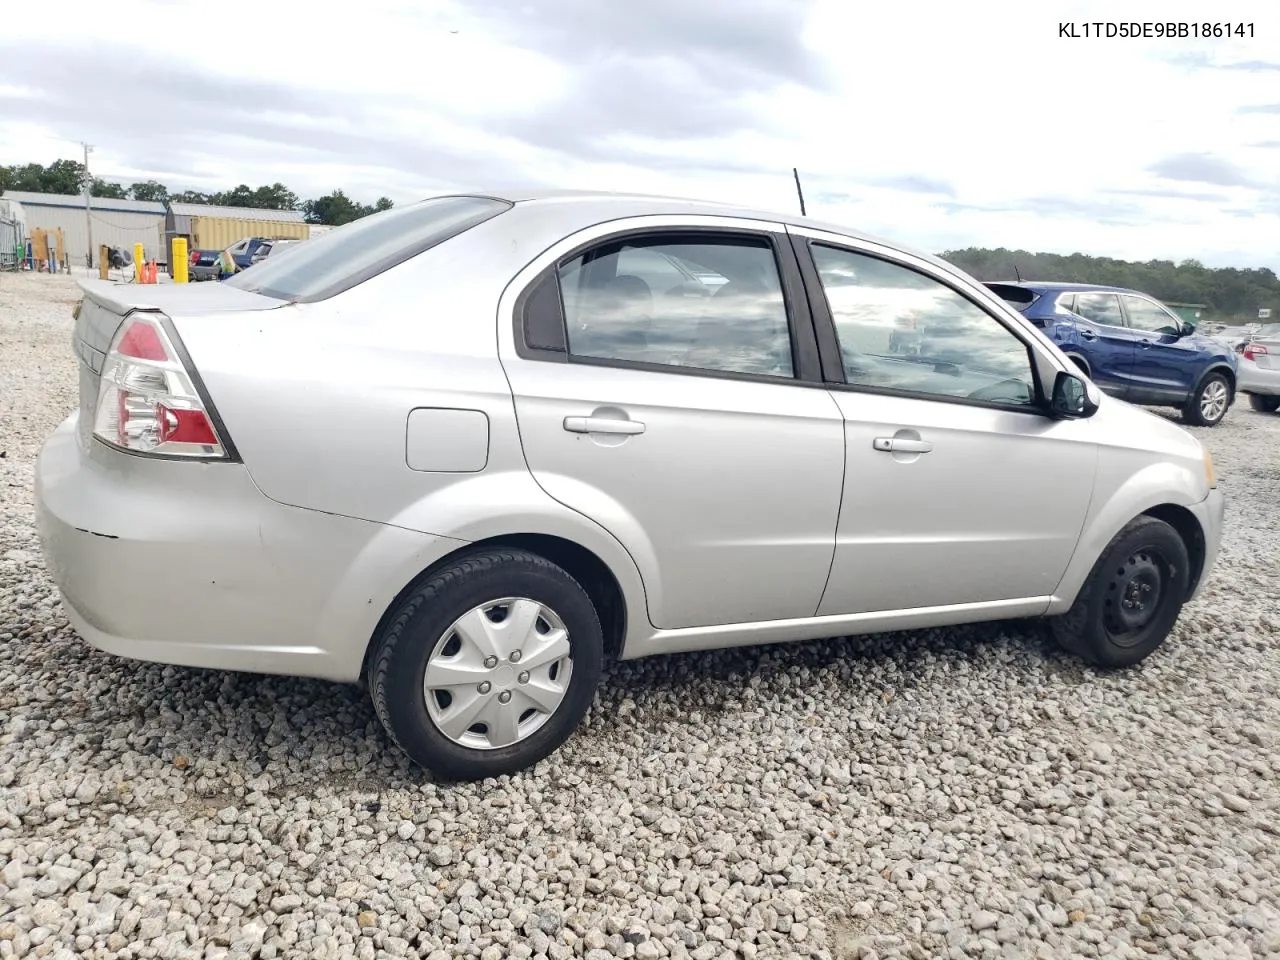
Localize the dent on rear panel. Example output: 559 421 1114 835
405 408 491 473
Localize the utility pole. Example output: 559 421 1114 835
82 141 94 269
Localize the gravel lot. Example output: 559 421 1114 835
1 269 1278 960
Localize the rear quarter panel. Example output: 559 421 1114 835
172 209 656 628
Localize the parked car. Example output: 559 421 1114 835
1238 323 1280 413
985 282 1239 426
221 236 275 270
37 191 1224 780
187 248 222 281
248 238 301 265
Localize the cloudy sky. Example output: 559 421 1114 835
1 0 1277 266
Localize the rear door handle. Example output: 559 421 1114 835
873 437 933 453
1079 329 1098 341
563 416 646 435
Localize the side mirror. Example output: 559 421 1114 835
1050 370 1099 419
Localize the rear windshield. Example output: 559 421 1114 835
224 196 512 302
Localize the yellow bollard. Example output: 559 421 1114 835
134 243 144 283
98 245 109 281
172 237 189 283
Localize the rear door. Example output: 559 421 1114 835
1068 291 1139 398
499 218 845 630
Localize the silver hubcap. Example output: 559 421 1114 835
423 597 573 751
1200 380 1228 421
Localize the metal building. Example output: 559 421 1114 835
0 190 166 267
165 202 309 255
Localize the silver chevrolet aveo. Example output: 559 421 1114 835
36 190 1225 780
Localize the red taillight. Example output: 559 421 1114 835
1244 343 1268 361
116 321 167 360
93 313 228 459
190 250 200 265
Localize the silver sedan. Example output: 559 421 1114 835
1239 323 1280 413
36 190 1224 780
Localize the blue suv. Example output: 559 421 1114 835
985 282 1238 426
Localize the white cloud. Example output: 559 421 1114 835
1 0 1277 267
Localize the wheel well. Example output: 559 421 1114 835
359 534 629 683
1142 504 1206 600
1199 364 1236 395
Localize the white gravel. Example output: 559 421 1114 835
2 270 1278 960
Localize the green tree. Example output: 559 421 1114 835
302 190 393 225
0 159 87 194
129 180 169 203
90 179 129 199
213 182 300 210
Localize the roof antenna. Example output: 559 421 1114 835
1014 264 1022 282
792 167 807 216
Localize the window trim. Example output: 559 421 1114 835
790 235 1050 415
513 225 825 385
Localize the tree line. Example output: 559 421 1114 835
0 158 393 226
941 247 1279 323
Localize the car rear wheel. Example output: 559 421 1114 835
1048 516 1190 668
368 548 603 780
1182 373 1231 426
1248 394 1280 414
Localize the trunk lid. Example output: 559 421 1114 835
72 278 283 448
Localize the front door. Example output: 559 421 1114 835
1118 293 1198 402
500 224 846 630
794 233 1097 615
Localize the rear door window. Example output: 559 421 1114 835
556 234 795 378
1074 292 1125 327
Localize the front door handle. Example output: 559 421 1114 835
563 416 646 436
873 437 933 454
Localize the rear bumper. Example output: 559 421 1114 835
1238 361 1280 397
35 414 463 681
1188 487 1225 602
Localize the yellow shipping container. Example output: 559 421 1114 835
191 217 310 251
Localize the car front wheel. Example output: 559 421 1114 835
1049 516 1190 668
1182 373 1231 426
369 548 603 780
1248 394 1280 414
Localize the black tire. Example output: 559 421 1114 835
1248 394 1280 414
1048 516 1190 668
1181 373 1231 426
368 548 603 781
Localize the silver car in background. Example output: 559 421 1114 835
1239 323 1280 413
36 190 1224 780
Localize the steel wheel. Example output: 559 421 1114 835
1102 549 1168 648
423 597 573 751
1199 378 1229 422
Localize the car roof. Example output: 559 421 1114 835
430 187 968 279
984 280 1146 296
